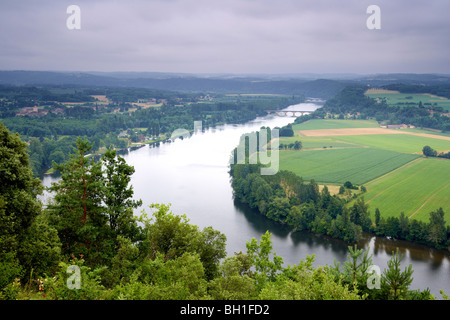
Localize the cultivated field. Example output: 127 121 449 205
298 127 402 137
279 147 419 185
365 89 450 112
362 158 450 223
292 119 379 131
277 119 450 224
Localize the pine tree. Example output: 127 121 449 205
48 138 144 265
47 137 105 263
382 248 414 300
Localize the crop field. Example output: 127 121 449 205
292 119 379 131
274 119 450 224
335 133 450 154
365 89 450 112
279 147 419 185
362 158 450 223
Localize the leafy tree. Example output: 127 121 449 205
279 123 294 137
422 145 437 157
427 208 447 247
246 231 283 290
259 255 361 300
0 123 46 285
102 148 143 242
207 253 256 300
142 203 226 280
349 197 372 232
375 208 381 227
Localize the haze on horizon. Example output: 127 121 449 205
1 0 449 75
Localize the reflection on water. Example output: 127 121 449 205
40 102 450 298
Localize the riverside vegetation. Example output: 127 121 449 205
0 123 445 300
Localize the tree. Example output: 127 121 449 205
294 140 302 150
334 245 374 297
142 203 226 281
0 123 46 284
246 231 283 290
422 145 437 157
279 124 294 137
427 208 447 248
382 248 414 300
344 181 356 190
47 137 106 263
349 197 372 232
375 208 381 227
102 148 143 242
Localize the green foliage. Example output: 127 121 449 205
207 253 256 300
43 256 106 300
422 145 437 157
142 203 227 281
230 163 364 243
47 137 144 265
0 122 48 285
246 231 283 289
381 248 414 300
259 255 361 300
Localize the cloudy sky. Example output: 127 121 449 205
1 0 449 75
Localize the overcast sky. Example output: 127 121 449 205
1 0 449 75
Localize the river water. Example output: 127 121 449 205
41 102 450 298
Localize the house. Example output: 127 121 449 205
387 124 407 129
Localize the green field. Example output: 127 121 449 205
292 119 379 131
279 147 419 185
365 90 450 112
362 158 450 223
335 134 450 154
274 119 450 224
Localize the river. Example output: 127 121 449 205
40 102 450 298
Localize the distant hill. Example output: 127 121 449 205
1 70 449 99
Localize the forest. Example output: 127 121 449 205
0 84 299 175
1 122 445 301
318 85 450 132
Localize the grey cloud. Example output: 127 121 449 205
0 0 449 74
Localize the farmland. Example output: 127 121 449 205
362 157 450 223
365 88 450 112
279 147 419 185
276 119 450 224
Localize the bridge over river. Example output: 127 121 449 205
265 110 314 117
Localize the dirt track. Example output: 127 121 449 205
298 128 450 141
298 127 402 137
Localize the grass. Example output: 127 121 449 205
365 90 450 112
361 158 450 224
279 136 357 150
292 119 380 131
335 134 450 154
270 119 450 224
279 147 419 185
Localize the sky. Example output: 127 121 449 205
1 0 449 75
